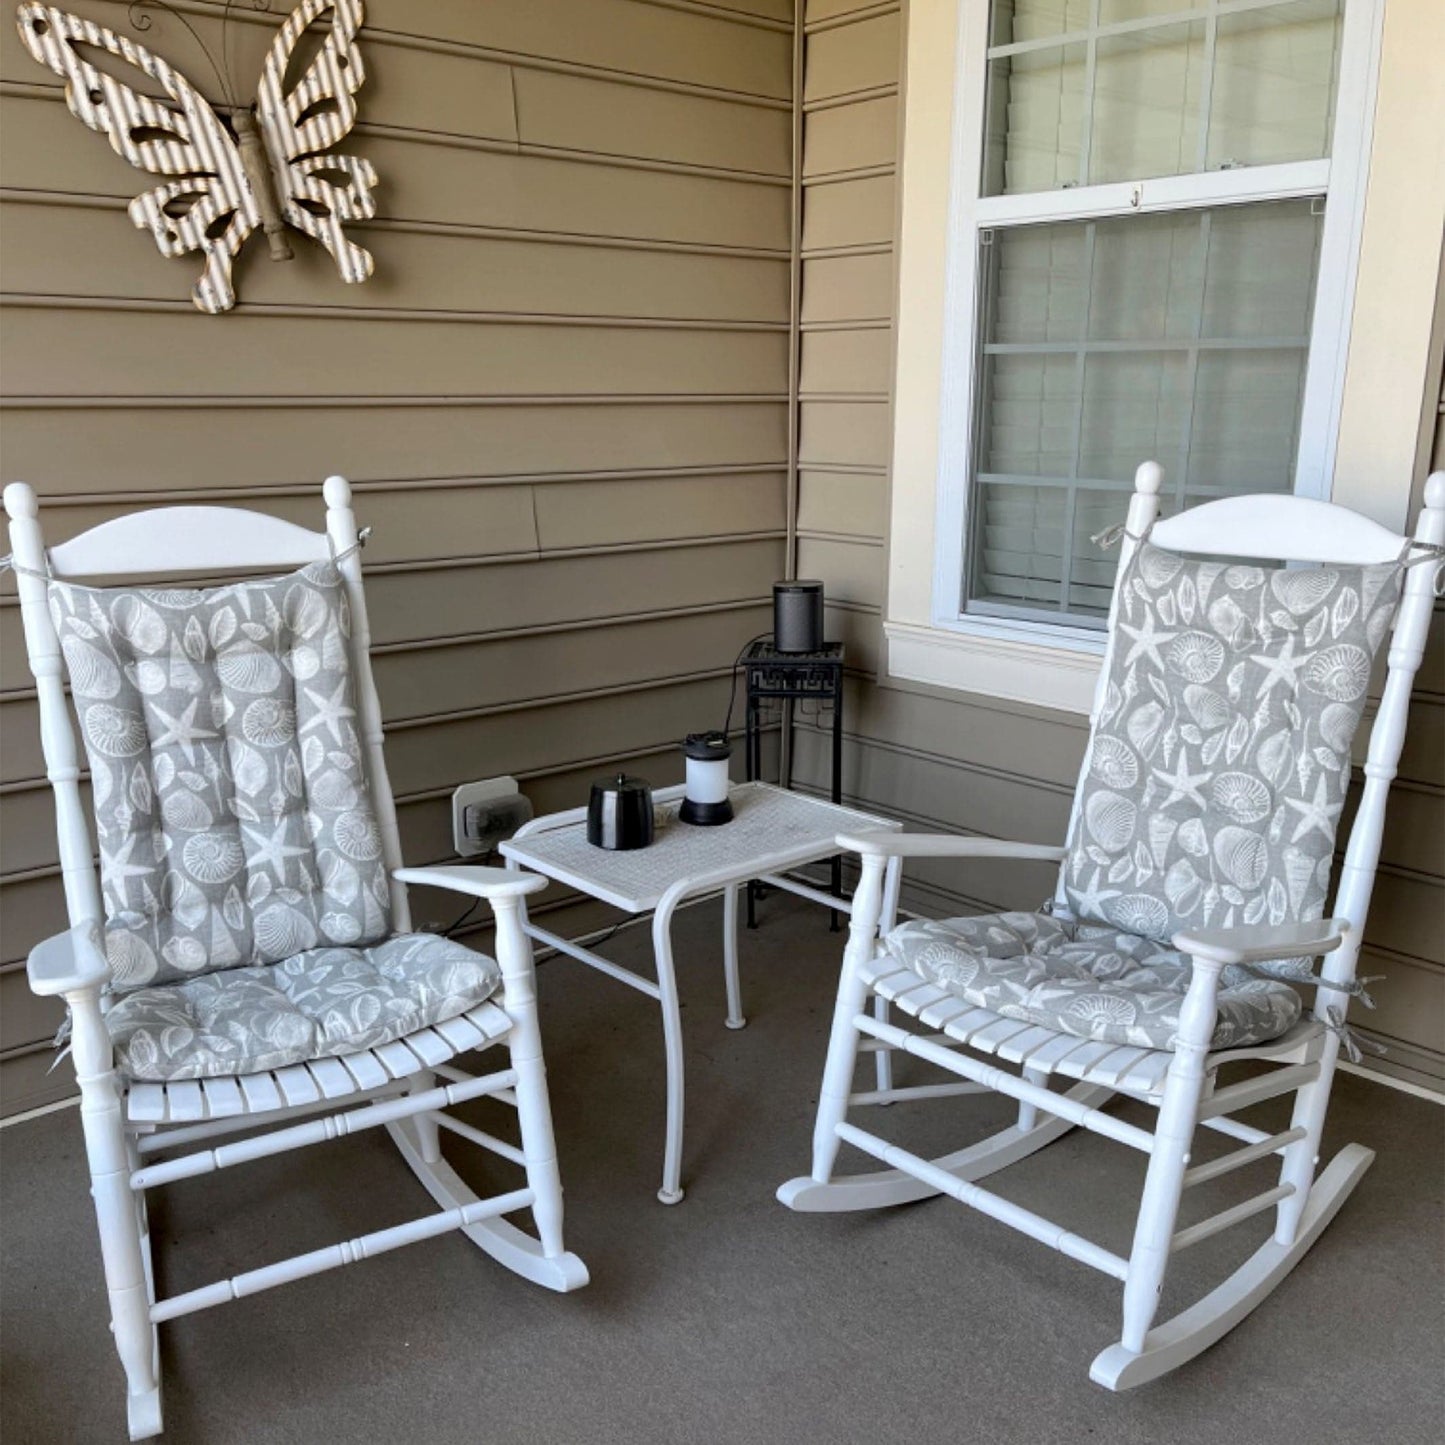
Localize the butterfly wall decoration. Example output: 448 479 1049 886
16 0 379 312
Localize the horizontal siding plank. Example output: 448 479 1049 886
534 470 786 549
795 535 884 608
513 69 791 177
803 97 899 177
0 309 788 400
0 401 788 492
803 11 900 101
802 175 896 250
359 0 793 99
798 398 890 466
0 100 791 251
800 326 894 394
800 252 894 322
0 204 790 319
797 468 887 537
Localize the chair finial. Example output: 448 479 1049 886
1134 461 1163 496
1424 471 1445 512
3 482 37 520
322 474 353 509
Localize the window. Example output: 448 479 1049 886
937 0 1379 639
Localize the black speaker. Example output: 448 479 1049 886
773 579 824 653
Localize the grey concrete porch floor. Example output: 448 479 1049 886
3 893 1441 1444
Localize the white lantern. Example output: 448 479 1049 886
679 732 733 826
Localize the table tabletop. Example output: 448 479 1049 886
500 781 901 913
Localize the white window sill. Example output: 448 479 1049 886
883 619 1103 714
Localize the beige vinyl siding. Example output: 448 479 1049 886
791 0 1445 1092
0 0 792 1115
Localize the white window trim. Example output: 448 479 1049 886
909 0 1386 711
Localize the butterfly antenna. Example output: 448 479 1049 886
220 0 274 120
128 1 239 113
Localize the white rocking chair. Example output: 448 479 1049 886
780 463 1445 1388
4 476 587 1441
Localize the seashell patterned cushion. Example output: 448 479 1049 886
1060 542 1402 955
48 562 394 991
104 933 501 1080
887 912 1301 1051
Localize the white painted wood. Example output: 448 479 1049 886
1151 497 1403 564
47 506 328 578
783 472 1445 1390
4 477 586 1438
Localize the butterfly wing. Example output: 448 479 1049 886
255 0 377 285
15 4 260 312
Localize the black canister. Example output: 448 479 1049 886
773 579 825 653
587 773 655 850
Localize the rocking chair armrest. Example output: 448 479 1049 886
1172 917 1350 967
27 921 112 998
836 831 1066 863
393 865 550 904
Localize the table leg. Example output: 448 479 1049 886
653 891 688 1205
723 883 745 1030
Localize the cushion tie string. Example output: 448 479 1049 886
1400 537 1445 597
327 525 372 567
1323 1004 1385 1066
0 551 54 581
1090 521 1153 550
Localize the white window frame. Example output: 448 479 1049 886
928 0 1386 663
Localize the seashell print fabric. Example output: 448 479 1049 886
103 932 501 1080
48 561 393 990
886 912 1301 1051
1061 542 1402 952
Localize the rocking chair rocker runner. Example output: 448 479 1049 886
5 476 587 1441
780 462 1445 1389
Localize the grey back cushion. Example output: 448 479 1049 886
49 561 393 990
1061 542 1401 944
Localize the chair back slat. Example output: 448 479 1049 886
1150 493 1405 565
47 506 330 579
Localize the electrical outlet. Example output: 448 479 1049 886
452 776 529 856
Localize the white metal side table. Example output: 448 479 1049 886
500 782 903 1203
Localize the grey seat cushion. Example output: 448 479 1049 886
47 561 393 991
886 911 1302 1051
105 932 501 1081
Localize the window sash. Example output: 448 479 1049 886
932 0 1382 645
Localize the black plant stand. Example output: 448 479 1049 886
742 639 845 929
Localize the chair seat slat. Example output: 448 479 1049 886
372 1039 426 1079
966 1017 1036 1055
339 1050 391 1092
996 1025 1064 1065
125 1083 169 1123
305 1058 357 1099
1014 1030 1091 1072
199 1077 246 1118
164 1081 207 1123
432 1015 487 1054
404 1028 454 1068
237 1072 284 1114
272 1065 322 1107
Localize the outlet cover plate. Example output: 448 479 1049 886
452 775 520 857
